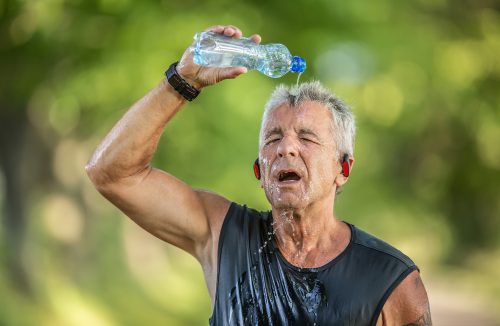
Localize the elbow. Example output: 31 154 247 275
85 161 97 183
85 152 150 192
85 160 111 191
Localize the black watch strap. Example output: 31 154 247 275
165 62 200 101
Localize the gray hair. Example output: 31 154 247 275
259 81 356 159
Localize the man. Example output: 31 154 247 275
86 25 431 325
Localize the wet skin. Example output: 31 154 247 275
260 101 342 211
258 101 352 269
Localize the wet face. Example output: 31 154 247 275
259 101 344 210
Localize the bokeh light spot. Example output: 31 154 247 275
435 42 484 90
362 76 404 126
42 194 84 244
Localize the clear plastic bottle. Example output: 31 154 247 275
192 31 306 78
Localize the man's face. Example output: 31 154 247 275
259 101 343 210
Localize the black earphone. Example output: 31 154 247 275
253 155 351 180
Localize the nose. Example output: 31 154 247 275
277 135 299 158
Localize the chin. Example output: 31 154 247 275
271 194 308 210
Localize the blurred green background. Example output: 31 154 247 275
1 0 499 324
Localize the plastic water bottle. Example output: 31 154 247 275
192 31 306 78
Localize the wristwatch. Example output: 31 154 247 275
165 62 200 101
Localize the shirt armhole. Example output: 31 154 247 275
370 265 419 326
209 202 239 324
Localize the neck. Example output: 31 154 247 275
271 197 349 268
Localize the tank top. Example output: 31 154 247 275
209 203 418 326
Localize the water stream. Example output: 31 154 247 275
296 72 303 87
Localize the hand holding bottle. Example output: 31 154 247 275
176 25 261 89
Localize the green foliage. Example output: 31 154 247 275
1 0 499 324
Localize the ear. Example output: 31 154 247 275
335 155 355 187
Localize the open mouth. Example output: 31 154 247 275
278 171 301 182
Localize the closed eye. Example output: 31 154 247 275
265 138 280 145
298 129 320 144
300 137 319 144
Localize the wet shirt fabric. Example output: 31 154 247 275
209 203 418 326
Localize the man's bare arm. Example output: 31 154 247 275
377 270 432 325
402 273 432 325
85 25 261 262
403 311 432 326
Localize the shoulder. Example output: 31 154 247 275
217 201 270 236
351 224 416 269
222 202 268 221
351 225 432 325
377 270 432 325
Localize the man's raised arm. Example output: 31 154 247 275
85 25 261 263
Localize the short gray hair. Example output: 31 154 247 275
259 81 356 159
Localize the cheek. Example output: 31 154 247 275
259 157 274 191
314 166 334 184
308 155 337 183
260 156 271 176
259 147 276 174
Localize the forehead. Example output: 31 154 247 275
262 101 333 133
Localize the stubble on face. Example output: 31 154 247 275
259 102 339 211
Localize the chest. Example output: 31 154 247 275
213 249 379 326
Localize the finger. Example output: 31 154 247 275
249 34 262 44
225 25 243 38
218 66 248 80
204 25 243 38
223 26 237 37
205 25 225 33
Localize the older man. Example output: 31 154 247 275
86 25 431 325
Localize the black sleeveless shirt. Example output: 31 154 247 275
209 203 418 326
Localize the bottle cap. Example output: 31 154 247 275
291 56 306 73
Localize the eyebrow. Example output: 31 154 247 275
264 127 282 139
297 128 319 138
264 127 320 140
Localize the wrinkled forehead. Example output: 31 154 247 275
260 101 334 135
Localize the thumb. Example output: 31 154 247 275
217 66 248 81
